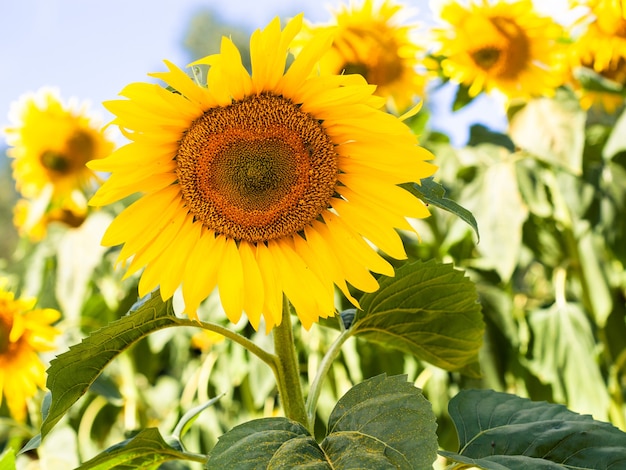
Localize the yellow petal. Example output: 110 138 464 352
331 198 407 260
182 232 224 320
239 241 265 331
217 237 245 325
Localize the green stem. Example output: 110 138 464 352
305 328 352 427
272 296 309 430
180 319 276 368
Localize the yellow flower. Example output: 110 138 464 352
0 285 61 422
569 0 626 111
433 0 566 101
297 0 427 112
13 197 87 241
4 88 114 233
88 15 436 331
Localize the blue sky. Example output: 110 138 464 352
0 0 507 146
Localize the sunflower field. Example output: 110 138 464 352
2 0 626 468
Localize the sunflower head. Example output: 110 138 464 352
433 0 567 101
568 0 626 111
3 88 114 235
297 0 427 112
88 14 436 332
0 284 60 421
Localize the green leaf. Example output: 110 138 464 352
42 292 189 439
459 150 528 281
77 428 205 469
603 108 626 159
206 417 315 469
527 301 610 421
207 375 437 469
171 393 224 442
452 82 476 111
508 89 586 174
0 448 15 470
405 177 480 242
441 389 626 469
321 374 438 469
353 260 484 375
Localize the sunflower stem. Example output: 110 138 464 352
272 296 310 431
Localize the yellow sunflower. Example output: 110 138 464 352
569 0 626 111
432 0 566 101
88 15 436 331
4 88 114 234
0 284 60 422
297 0 427 112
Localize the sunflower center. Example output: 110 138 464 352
0 309 12 354
40 130 95 175
337 27 404 86
470 16 530 79
176 93 338 243
40 150 72 173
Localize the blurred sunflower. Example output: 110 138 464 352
88 15 436 331
432 0 566 101
297 0 427 112
4 88 115 237
0 284 60 421
569 0 626 111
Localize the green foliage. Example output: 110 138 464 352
441 389 626 469
0 448 15 470
77 428 205 469
406 178 479 242
207 375 437 469
41 293 185 439
353 260 484 375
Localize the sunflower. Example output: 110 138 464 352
88 15 436 331
4 88 114 235
297 0 427 112
13 196 87 241
0 284 60 421
432 0 566 101
569 0 626 111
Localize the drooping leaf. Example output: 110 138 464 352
527 301 610 421
207 375 437 469
508 89 586 174
458 148 528 281
405 177 480 242
77 427 205 469
441 389 626 469
353 260 484 375
321 374 438 469
41 292 189 439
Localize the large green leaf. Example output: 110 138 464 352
207 375 438 469
458 147 528 281
353 260 484 375
405 177 480 242
526 301 610 421
77 428 205 469
508 89 586 174
322 374 438 469
441 389 626 469
206 418 319 469
41 292 188 439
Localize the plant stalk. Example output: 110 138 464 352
272 296 310 431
